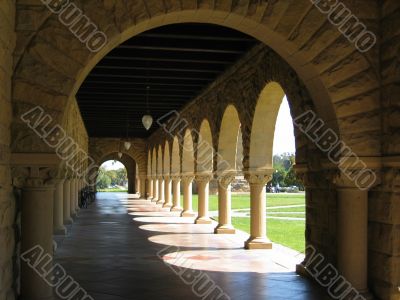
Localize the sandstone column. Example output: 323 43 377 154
244 172 273 249
214 174 235 234
147 176 153 200
157 176 165 205
335 174 374 296
75 178 80 210
171 176 182 211
136 177 140 194
152 176 158 202
20 175 55 299
140 176 146 199
70 178 77 218
195 174 213 224
53 179 66 235
63 179 73 224
163 176 172 208
181 175 196 217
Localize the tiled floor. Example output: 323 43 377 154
54 193 329 300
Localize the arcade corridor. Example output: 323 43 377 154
53 193 327 300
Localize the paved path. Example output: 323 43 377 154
54 193 327 300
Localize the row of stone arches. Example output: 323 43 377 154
150 82 288 177
146 82 288 248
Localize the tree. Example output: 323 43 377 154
97 167 111 189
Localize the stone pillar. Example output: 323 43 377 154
70 178 77 218
163 176 172 208
215 175 235 234
171 176 182 211
195 174 213 224
181 175 196 217
136 177 140 194
157 176 165 205
53 179 66 235
147 176 153 199
244 172 273 249
63 179 73 224
335 174 374 296
140 176 146 199
152 176 158 202
75 179 80 210
20 179 55 299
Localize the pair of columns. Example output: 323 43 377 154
147 175 174 208
21 176 85 299
54 178 84 234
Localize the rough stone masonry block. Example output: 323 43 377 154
369 222 400 256
0 261 13 293
0 228 15 265
0 197 15 229
369 191 400 225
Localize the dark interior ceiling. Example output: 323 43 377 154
77 23 260 138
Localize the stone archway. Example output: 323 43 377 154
98 153 137 194
249 82 285 172
13 0 381 158
217 105 241 175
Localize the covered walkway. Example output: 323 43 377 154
54 193 327 300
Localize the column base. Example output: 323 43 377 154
357 290 373 300
171 206 182 212
151 198 158 203
214 224 236 234
163 202 173 208
296 263 310 278
156 200 165 205
71 212 77 219
244 237 273 250
195 217 213 224
63 218 73 225
181 210 196 217
54 226 67 236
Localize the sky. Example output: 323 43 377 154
273 96 296 155
102 96 295 170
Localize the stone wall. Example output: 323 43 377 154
0 1 16 299
367 2 400 299
147 44 339 268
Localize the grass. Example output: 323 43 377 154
98 188 128 192
231 217 305 252
268 213 305 218
185 193 305 212
188 193 306 252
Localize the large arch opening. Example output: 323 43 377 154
8 4 385 299
96 153 137 194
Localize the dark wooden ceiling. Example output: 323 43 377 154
77 23 259 138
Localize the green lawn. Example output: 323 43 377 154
186 193 305 212
98 188 128 192
187 193 306 252
231 217 305 252
268 213 305 218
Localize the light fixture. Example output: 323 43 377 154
124 117 131 150
118 152 123 159
124 141 131 151
142 86 153 130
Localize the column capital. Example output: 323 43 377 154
12 166 58 189
170 175 181 181
195 173 213 183
333 170 379 191
217 173 236 189
181 174 195 183
244 170 273 186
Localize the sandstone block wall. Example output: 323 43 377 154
0 1 16 299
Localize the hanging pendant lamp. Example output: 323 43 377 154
142 86 153 130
